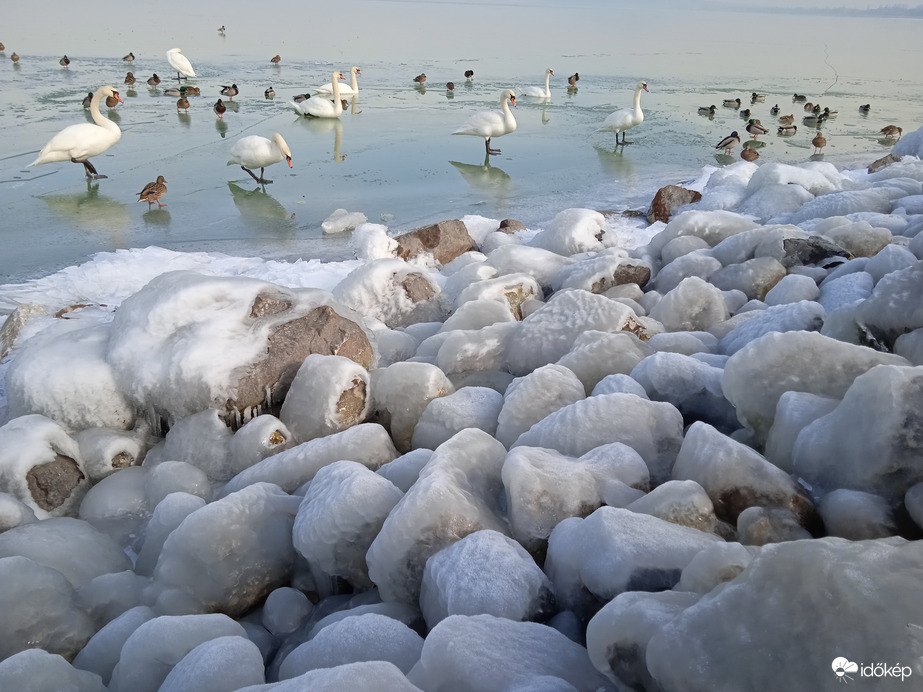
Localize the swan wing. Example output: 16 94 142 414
302 97 340 118
598 106 642 133
31 122 121 165
453 109 513 138
519 86 546 97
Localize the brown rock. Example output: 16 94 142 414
336 377 368 424
401 273 437 303
26 454 86 513
0 304 46 360
498 219 527 233
395 219 477 265
868 153 901 174
646 186 702 224
590 261 652 293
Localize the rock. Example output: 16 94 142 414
648 276 730 332
411 386 504 450
395 219 477 265
647 185 702 224
0 304 46 360
854 262 923 350
819 489 896 540
455 274 541 320
159 636 265 692
555 255 652 294
495 364 586 448
627 480 718 533
781 236 851 268
736 506 813 545
868 152 901 174
0 648 107 692
499 219 527 233
708 256 787 301
371 362 455 452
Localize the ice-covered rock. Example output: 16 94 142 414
293 460 402 586
76 427 145 482
411 386 503 449
854 261 923 349
648 276 730 332
556 330 652 394
77 569 148 627
421 529 553 628
817 269 874 313
554 254 651 294
366 429 508 603
157 409 233 481
407 614 614 692
434 322 517 375
892 126 923 157
135 493 208 576
376 448 432 492
819 488 896 539
763 273 820 306
455 273 542 319
653 251 722 294
0 492 36 533
906 482 923 530
0 648 107 692
528 208 607 256
660 235 710 264
371 362 455 452
77 466 150 547
896 328 923 365
736 506 812 545
440 298 516 332
394 219 477 265
145 461 210 506
674 542 756 593
789 188 898 225
227 415 294 476
545 507 723 616
627 479 718 533
512 393 684 485
153 483 298 617
262 587 313 636
485 243 574 289
763 391 840 473
158 635 265 692
495 364 585 448
352 223 399 260
322 208 367 235
864 243 918 283
646 210 760 256
718 300 825 356
279 354 370 443
590 373 649 398
708 256 787 300
73 606 155 684
815 219 893 257
237 661 421 691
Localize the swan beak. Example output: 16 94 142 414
356 69 361 75
114 92 124 103
286 157 293 168
510 96 517 107
643 84 650 92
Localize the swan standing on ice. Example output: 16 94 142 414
30 85 122 179
520 68 554 98
315 66 360 96
453 89 517 156
227 133 293 184
598 80 649 145
293 72 345 118
166 48 195 80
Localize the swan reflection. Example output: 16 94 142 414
294 117 347 162
40 181 131 233
450 155 513 215
227 182 296 233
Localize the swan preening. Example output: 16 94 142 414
30 85 122 178
520 68 554 98
227 133 293 184
316 66 360 96
166 48 196 80
293 72 345 118
453 89 517 156
598 80 648 145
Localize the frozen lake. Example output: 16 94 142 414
1 1 921 282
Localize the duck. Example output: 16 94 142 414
315 66 361 96
59 55 70 68
777 124 797 135
880 125 903 138
293 93 311 103
218 25 226 34
804 102 814 112
698 105 717 115
453 89 517 155
413 73 426 83
0 42 6 51
803 112 827 126
220 84 239 100
446 82 455 91
778 114 795 124
265 86 275 99
520 68 554 98
123 52 135 63
793 94 807 102
812 132 827 154
163 87 183 96
124 72 136 87
739 108 751 119
11 52 19 62
184 85 200 96
770 104 780 115
751 92 766 102
859 104 871 112
137 176 168 207
176 88 190 112
464 69 474 81
82 92 93 109
30 85 122 179
722 98 741 108
812 103 822 114
821 107 837 119
741 147 760 162
598 80 649 145
568 73 579 87
166 48 195 80
746 118 768 139
214 99 227 118
147 73 161 88
270 55 281 64
715 131 741 154
227 132 293 184
293 71 345 117
105 94 120 110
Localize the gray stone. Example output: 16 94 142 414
646 186 703 224
0 304 46 360
499 219 527 233
868 152 901 174
395 219 477 265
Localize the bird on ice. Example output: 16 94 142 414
598 80 649 145
138 176 168 207
166 48 196 80
227 133 293 185
715 131 741 154
453 89 517 156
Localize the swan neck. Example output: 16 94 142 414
633 86 643 110
90 90 118 131
544 72 551 94
350 70 358 91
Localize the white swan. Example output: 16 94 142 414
227 133 293 184
30 85 122 178
453 89 517 155
315 66 360 96
598 80 649 145
166 48 196 80
292 72 345 118
520 68 554 98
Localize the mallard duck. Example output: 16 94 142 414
770 104 780 115
265 86 275 98
446 82 455 91
163 87 183 96
413 73 426 83
811 104 822 114
858 104 871 112
715 131 741 154
778 114 795 124
741 147 760 162
803 112 827 126
11 52 19 62
804 102 814 112
793 94 806 102
465 69 474 81
138 176 167 207
220 84 239 100
81 92 93 109
568 73 579 87
124 72 136 87
293 93 311 103
880 125 903 138
746 118 768 139
698 105 717 115
218 25 226 34
147 73 161 87
0 42 6 51
105 94 119 110
270 55 281 64
123 52 135 63
812 132 827 154
214 99 227 118
739 108 751 119
59 55 70 68
777 124 797 135
822 107 837 119
722 98 741 108
176 88 189 112
751 92 765 102
184 86 200 96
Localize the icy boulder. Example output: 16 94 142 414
763 391 840 473
160 409 233 481
279 354 370 443
763 273 820 306
0 414 89 518
505 290 637 376
864 243 918 283
737 180 816 222
737 506 812 545
0 649 107 692
371 362 455 452
262 587 313 637
793 364 923 500
854 262 923 349
394 219 478 265
454 273 542 319
789 188 897 225
434 322 518 375
5 322 135 430
718 300 825 356
366 429 508 603
153 483 298 617
708 256 786 300
817 270 874 313
528 208 607 256
648 276 730 332
376 448 433 492
73 606 155 684
420 530 553 627
646 538 923 691
352 223 399 260
815 219 893 257
322 208 367 235
653 251 722 294
554 254 651 294
485 244 574 289
646 210 760 256
0 555 96 662
407 614 614 692
512 393 684 485
556 330 652 394
819 489 896 539
135 494 207 576
238 661 421 691
227 414 294 475
293 461 403 587
159 636 264 691
674 542 757 594
503 445 649 551
411 386 503 450
892 126 923 157
76 428 145 483
495 365 585 448
722 330 907 441
440 298 515 332
626 479 718 533
0 492 36 533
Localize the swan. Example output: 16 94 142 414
293 72 345 118
227 133 293 184
453 89 517 156
598 80 649 145
30 85 122 179
520 68 554 98
166 48 195 80
315 66 360 96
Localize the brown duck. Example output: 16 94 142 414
138 176 168 207
214 98 227 118
812 132 827 154
124 72 136 87
270 54 281 63
413 73 426 83
880 125 903 139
